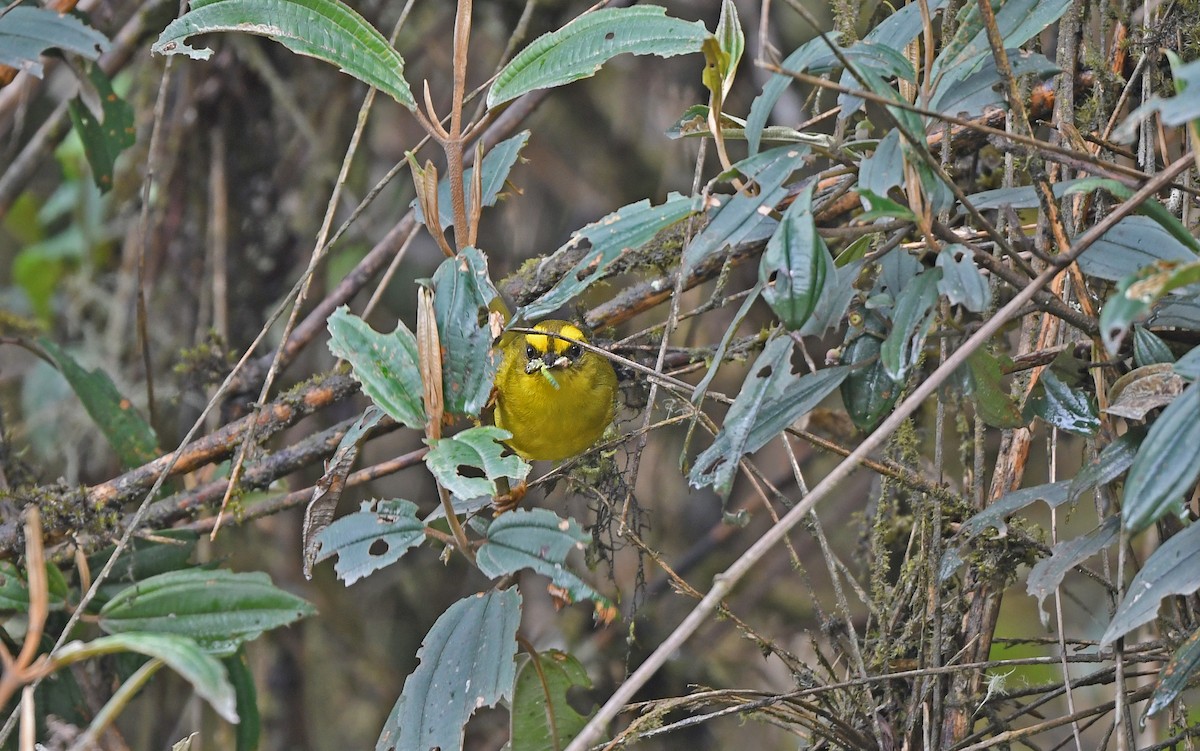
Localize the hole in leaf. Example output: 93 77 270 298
476 305 489 327
567 684 597 715
605 31 615 40
756 364 774 379
369 539 390 557
457 464 486 480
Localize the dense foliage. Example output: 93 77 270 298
3 0 1200 748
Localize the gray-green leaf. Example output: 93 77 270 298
153 0 414 109
376 589 521 751
487 6 709 107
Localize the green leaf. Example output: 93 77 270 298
932 0 1071 80
152 0 414 109
691 334 848 498
312 499 424 586
1101 521 1200 646
38 339 159 468
1175 344 1200 380
960 480 1071 536
413 132 530 231
745 34 839 155
836 0 946 115
519 192 698 321
964 179 1085 210
510 649 595 751
425 425 531 499
929 50 1058 118
1114 52 1200 142
1022 367 1099 436
68 64 136 192
86 530 199 609
477 509 607 607
936 244 992 313
487 6 709 107
713 0 743 99
1147 624 1200 718
1066 177 1200 255
326 306 424 428
880 268 942 382
53 633 237 723
1121 381 1200 533
0 6 109 78
859 130 903 197
1068 430 1143 503
800 258 864 338
0 561 69 612
855 188 918 223
1078 216 1197 282
432 247 502 417
99 569 316 656
841 314 902 432
1099 273 1154 355
682 147 808 276
376 589 521 751
1026 517 1119 627
224 648 261 751
760 183 831 330
1134 327 1176 366
963 348 1023 428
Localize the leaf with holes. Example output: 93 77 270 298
937 244 992 313
1121 381 1200 532
476 508 607 608
376 589 521 751
312 499 424 586
487 6 709 107
1101 521 1200 646
511 649 595 751
425 426 530 500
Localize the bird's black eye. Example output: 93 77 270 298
525 344 539 360
565 343 582 359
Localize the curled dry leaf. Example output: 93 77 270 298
1105 363 1187 420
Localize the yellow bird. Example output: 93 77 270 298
494 320 618 462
